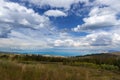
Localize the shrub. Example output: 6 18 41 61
100 64 119 70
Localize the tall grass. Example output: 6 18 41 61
0 60 120 80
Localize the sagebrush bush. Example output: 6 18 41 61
100 64 119 70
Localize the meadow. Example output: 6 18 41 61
0 52 120 80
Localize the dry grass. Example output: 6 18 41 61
0 60 120 80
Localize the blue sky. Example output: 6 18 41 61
0 0 120 55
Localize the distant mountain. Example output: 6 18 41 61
108 50 120 53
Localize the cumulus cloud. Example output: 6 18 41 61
0 0 54 49
0 0 51 35
44 10 67 17
54 28 120 51
0 0 120 53
72 7 120 32
72 0 120 32
22 0 89 10
0 38 51 50
84 31 112 46
71 0 120 51
94 0 120 12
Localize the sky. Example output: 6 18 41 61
0 0 120 56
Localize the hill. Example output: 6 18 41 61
111 52 120 56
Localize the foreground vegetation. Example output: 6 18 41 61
0 52 120 80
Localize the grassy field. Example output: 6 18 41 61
0 60 120 80
0 53 120 80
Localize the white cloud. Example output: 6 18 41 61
84 31 112 46
44 10 67 17
54 27 120 51
22 0 89 10
72 15 118 31
54 38 90 48
0 0 120 53
0 0 54 49
0 38 51 50
72 5 120 32
0 0 51 33
54 39 74 47
94 0 120 12
70 0 120 51
0 24 11 37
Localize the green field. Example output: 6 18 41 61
0 53 120 80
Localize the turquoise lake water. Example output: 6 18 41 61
0 49 107 56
